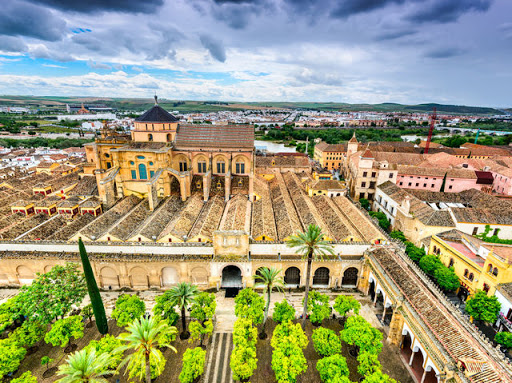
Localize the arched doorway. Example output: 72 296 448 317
100 267 119 290
284 267 300 286
411 348 425 382
130 267 149 289
161 267 179 287
221 266 242 288
423 366 438 383
369 280 376 301
313 267 330 286
401 332 413 361
17 265 34 285
342 267 358 287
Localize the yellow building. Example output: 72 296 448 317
430 230 512 299
306 179 346 197
85 97 255 210
313 135 356 170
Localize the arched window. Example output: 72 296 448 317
198 161 207 173
464 269 468 278
236 162 245 174
217 161 225 174
167 133 172 141
433 245 437 253
138 163 148 180
148 134 153 142
179 161 187 172
468 273 474 281
483 283 490 293
493 267 499 277
448 258 454 268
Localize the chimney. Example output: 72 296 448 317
402 195 411 215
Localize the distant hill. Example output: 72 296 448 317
0 96 504 115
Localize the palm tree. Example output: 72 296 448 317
286 224 334 329
254 267 284 337
117 317 177 383
57 349 113 383
168 282 199 339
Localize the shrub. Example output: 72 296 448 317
234 288 265 325
84 334 123 369
10 321 46 348
40 356 53 369
233 318 258 348
369 211 390 231
189 320 213 347
357 351 381 376
272 299 296 323
44 316 84 348
359 198 370 211
389 230 406 242
230 345 258 382
0 339 27 381
405 241 426 262
304 291 330 325
333 295 360 319
363 371 397 383
271 321 308 351
316 354 350 383
11 371 37 383
271 343 308 383
179 347 206 383
341 316 382 354
112 294 145 327
312 327 342 357
128 348 166 381
495 332 512 349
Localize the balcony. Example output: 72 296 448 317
498 312 512 332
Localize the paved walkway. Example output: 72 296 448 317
204 332 233 383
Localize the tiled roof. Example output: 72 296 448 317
446 168 477 179
310 180 345 190
135 105 179 123
397 165 447 177
175 125 254 149
315 141 347 152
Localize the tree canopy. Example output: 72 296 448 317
273 299 296 323
465 291 501 323
316 354 350 383
234 288 265 325
312 327 342 357
333 295 360 319
111 294 146 327
44 315 84 348
16 263 86 324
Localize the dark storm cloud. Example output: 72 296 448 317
330 0 409 18
0 0 66 42
407 0 492 24
27 0 164 14
425 47 466 59
200 35 227 62
0 36 28 52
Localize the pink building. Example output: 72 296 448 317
396 166 445 192
444 169 493 193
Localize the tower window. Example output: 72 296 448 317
236 162 245 174
138 163 148 180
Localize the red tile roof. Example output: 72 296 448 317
175 124 254 149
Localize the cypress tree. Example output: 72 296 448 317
78 238 108 334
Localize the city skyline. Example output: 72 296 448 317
0 0 511 107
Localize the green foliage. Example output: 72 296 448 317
84 334 123 369
271 321 308 383
465 291 501 323
0 297 21 333
434 265 460 292
44 316 84 348
475 224 512 244
0 338 28 381
79 239 108 335
167 282 199 334
189 320 213 346
41 356 53 369
369 211 390 231
419 254 442 275
117 317 177 383
230 345 258 382
0 137 92 149
179 347 206 383
190 292 216 323
271 321 308 350
11 371 37 383
271 343 308 383
359 198 370 211
272 300 296 323
357 351 381 376
333 295 360 318
234 288 265 325
312 327 342 357
10 321 46 348
316 354 350 383
111 294 146 327
362 371 397 383
495 332 512 349
404 241 426 263
341 316 383 354
127 349 166 381
233 318 258 348
16 263 86 325
389 230 407 242
153 291 179 325
304 291 330 325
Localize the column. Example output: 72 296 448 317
382 304 387 320
420 369 427 383
409 350 416 366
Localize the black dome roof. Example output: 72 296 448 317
135 104 179 123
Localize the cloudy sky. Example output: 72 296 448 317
0 0 510 106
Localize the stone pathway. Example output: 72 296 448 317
204 332 234 383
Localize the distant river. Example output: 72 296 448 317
254 140 298 153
